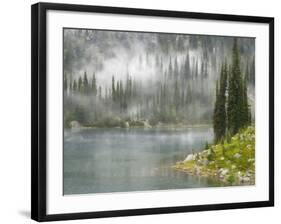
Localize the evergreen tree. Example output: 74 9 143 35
69 79 72 94
83 71 89 94
72 79 78 92
128 75 132 99
186 83 192 104
184 52 190 80
63 74 68 92
168 57 173 78
105 87 108 100
194 59 198 78
245 62 250 83
227 38 247 135
73 106 86 124
174 57 179 78
250 56 255 85
213 63 227 143
116 81 120 102
181 90 185 107
200 61 204 78
120 80 124 111
241 74 251 126
204 62 208 78
98 86 102 100
112 76 115 101
91 73 97 96
155 54 159 67
132 79 137 98
159 57 163 73
78 76 83 92
174 80 180 112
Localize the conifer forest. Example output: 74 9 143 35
63 29 254 130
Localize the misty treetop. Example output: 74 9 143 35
63 29 255 129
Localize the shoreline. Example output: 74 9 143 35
67 123 213 131
172 126 255 185
172 159 255 185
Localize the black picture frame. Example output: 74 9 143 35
31 2 274 222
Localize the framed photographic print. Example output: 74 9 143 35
31 2 274 222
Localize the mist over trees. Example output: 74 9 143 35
63 29 255 129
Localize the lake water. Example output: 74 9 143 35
64 127 224 195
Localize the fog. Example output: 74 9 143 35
63 28 255 127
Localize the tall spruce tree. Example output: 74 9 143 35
63 74 68 92
112 76 116 101
72 79 77 92
184 52 190 80
213 81 220 141
83 71 89 94
227 38 244 135
174 57 179 78
91 73 97 96
250 56 255 85
194 59 198 78
168 57 173 78
213 63 227 143
241 74 251 127
174 79 180 112
78 76 83 92
98 86 102 100
116 81 120 102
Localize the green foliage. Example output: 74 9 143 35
207 146 215 161
214 39 252 143
227 38 249 135
227 174 236 184
73 106 86 123
204 142 209 150
64 106 87 127
78 76 83 92
174 57 179 78
64 111 75 128
174 126 255 185
98 86 102 100
112 76 115 101
174 80 180 111
91 73 97 96
98 116 121 127
129 120 145 127
183 52 190 79
63 73 68 92
72 79 77 92
83 71 89 94
241 75 251 126
213 63 227 143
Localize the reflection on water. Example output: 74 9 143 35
63 127 224 195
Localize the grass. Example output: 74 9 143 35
172 126 255 185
